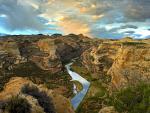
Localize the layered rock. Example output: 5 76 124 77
82 42 120 78
108 42 150 90
31 38 62 73
0 34 92 73
55 34 91 63
0 39 22 70
82 39 150 90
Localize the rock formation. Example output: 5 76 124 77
0 77 74 113
108 42 150 90
82 39 150 90
0 34 150 113
0 34 92 73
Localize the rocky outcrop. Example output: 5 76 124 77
82 40 150 90
99 106 118 113
108 42 150 90
0 77 75 113
0 34 92 73
0 35 150 112
53 34 93 63
82 43 120 79
31 38 62 73
0 39 22 70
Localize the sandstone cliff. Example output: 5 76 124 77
82 42 120 79
108 42 150 90
82 39 150 90
0 34 92 73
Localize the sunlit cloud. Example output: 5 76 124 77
0 0 149 38
57 16 90 35
92 15 104 20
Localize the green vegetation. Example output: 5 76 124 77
71 59 107 113
72 59 150 113
22 84 56 113
109 83 150 113
1 95 31 113
13 61 73 98
77 97 104 113
71 59 95 81
73 81 83 92
54 39 62 44
0 61 73 98
122 41 146 46
76 80 107 113
0 70 11 91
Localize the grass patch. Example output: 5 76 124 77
109 83 150 113
13 61 73 98
122 42 146 46
72 59 108 113
76 95 104 113
71 60 94 82
0 61 73 98
76 81 107 113
73 81 83 92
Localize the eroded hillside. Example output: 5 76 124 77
0 35 150 113
0 34 93 113
82 38 150 90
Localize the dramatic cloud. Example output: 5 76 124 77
0 0 149 38
124 31 135 34
123 0 150 22
0 0 46 31
90 27 125 39
57 15 90 35
120 25 138 29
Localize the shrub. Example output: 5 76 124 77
12 62 73 98
122 42 146 46
5 95 31 113
110 83 150 113
22 84 56 113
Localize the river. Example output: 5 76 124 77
65 63 90 110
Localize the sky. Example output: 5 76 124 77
0 0 150 39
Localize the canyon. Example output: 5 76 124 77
0 34 149 113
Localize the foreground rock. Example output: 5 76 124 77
0 77 74 113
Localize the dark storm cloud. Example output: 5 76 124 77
90 27 125 39
87 0 150 24
79 0 113 15
124 31 135 34
120 25 138 29
123 0 150 22
0 0 46 31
